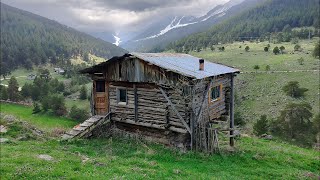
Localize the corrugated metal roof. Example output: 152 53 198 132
132 53 239 79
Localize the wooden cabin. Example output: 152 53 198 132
80 53 239 151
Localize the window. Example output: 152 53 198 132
96 81 105 92
210 85 221 102
117 88 127 104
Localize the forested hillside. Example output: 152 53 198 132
0 3 127 77
168 0 320 52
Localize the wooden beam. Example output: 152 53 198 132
230 74 235 147
159 87 191 134
134 84 138 122
195 78 214 124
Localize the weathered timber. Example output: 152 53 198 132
159 87 191 134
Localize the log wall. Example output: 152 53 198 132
109 82 189 134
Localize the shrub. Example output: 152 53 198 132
69 105 89 122
280 46 285 54
79 85 87 100
0 85 8 100
234 111 246 126
312 42 320 58
265 65 270 71
294 44 301 51
253 65 260 71
253 115 269 136
297 57 304 65
282 81 308 98
32 102 41 114
245 46 250 52
264 47 269 52
273 46 280 55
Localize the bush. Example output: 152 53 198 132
294 44 301 51
282 81 308 98
245 46 250 52
32 102 41 114
234 111 246 126
264 47 269 52
253 115 269 136
40 94 67 116
273 46 280 55
253 65 260 71
265 65 270 71
312 42 320 58
0 85 8 100
280 46 285 53
69 105 89 122
297 57 304 65
79 85 87 100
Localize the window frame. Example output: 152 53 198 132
209 84 222 102
116 87 127 105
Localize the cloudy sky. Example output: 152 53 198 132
2 0 229 41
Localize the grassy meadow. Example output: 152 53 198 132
190 38 320 128
0 104 319 179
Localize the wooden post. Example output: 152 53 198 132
230 74 235 147
134 84 138 122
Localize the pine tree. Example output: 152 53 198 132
253 115 269 136
7 76 20 101
79 85 87 100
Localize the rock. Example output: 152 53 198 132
38 154 54 161
3 115 16 123
0 125 8 133
0 138 9 143
260 134 273 140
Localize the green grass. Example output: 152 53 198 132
190 38 319 72
191 39 320 130
0 103 77 131
0 135 319 179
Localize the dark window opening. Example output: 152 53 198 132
210 85 221 101
119 63 122 78
96 81 105 92
117 88 127 104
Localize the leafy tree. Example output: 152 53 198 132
294 44 301 51
273 46 280 55
79 85 88 100
253 115 269 136
313 113 320 144
32 102 41 114
280 46 285 54
271 103 313 146
21 83 33 99
264 47 269 52
245 46 250 52
297 57 304 65
0 85 8 100
210 46 215 51
282 81 308 98
253 65 260 72
7 76 20 101
69 105 89 122
265 65 270 71
312 43 320 58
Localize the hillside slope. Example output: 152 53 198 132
0 106 319 179
122 0 262 52
0 3 128 76
169 0 319 51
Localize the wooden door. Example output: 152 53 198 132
94 80 109 115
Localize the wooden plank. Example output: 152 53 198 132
195 78 214 124
159 87 191 134
134 84 138 122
